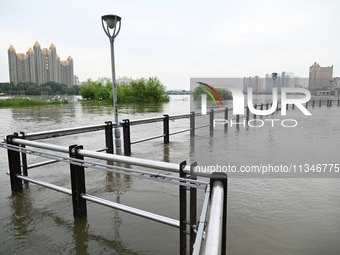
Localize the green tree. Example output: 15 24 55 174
79 79 107 99
0 82 13 94
41 81 68 95
13 82 37 95
80 77 169 103
26 84 41 95
126 77 169 103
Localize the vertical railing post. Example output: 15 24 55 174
261 103 264 111
20 131 28 184
210 109 214 132
254 104 257 119
224 107 229 132
69 145 87 217
179 161 187 255
266 102 269 110
236 114 240 123
293 103 295 110
190 162 197 255
306 102 308 109
122 119 131 156
190 112 195 137
286 103 288 111
330 99 332 107
312 100 315 108
105 121 114 154
6 133 23 192
246 106 249 122
163 114 170 144
209 172 228 255
319 99 322 107
224 107 228 122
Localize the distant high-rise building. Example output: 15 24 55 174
330 77 340 87
243 76 264 94
74 75 79 85
116 76 134 85
97 77 111 86
308 62 333 89
265 74 272 93
8 41 74 87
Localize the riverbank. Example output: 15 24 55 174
0 97 69 107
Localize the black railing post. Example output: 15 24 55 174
122 119 131 156
254 104 257 119
224 107 229 131
69 145 87 217
20 131 28 184
179 161 187 255
312 100 315 108
306 102 308 109
293 103 295 110
330 99 332 107
210 109 214 132
190 112 195 137
7 133 23 192
210 172 228 255
190 162 197 255
105 121 114 154
319 99 321 107
266 102 269 110
224 107 229 122
163 114 170 144
236 114 240 123
261 103 264 111
246 106 249 122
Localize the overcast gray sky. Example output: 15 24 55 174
1 0 339 90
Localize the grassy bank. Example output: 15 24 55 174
0 97 69 107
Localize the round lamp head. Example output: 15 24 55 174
102 14 121 29
272 73 278 80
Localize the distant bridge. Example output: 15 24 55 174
166 91 190 95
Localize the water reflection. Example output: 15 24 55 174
72 217 89 255
80 101 113 115
163 144 170 162
119 102 164 114
7 184 141 254
11 104 76 123
8 188 33 240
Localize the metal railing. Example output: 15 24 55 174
2 134 228 254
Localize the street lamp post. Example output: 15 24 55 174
101 14 122 155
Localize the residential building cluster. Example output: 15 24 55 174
243 62 335 93
8 41 74 87
97 76 135 86
243 72 300 93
